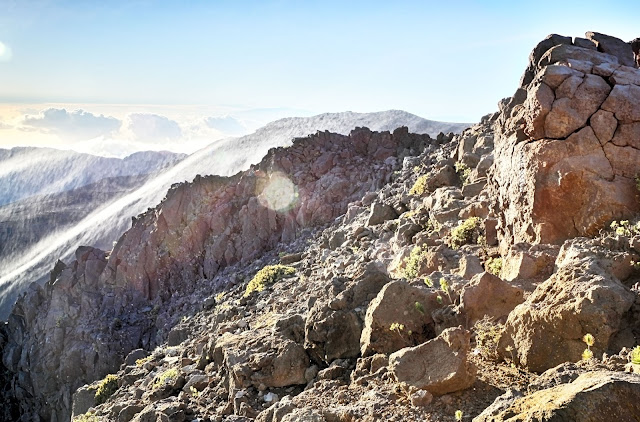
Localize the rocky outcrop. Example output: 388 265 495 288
497 238 636 373
2 127 433 421
489 33 640 253
474 371 640 421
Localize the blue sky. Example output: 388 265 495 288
0 0 637 154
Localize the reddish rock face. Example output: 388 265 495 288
1 126 432 422
102 128 430 306
490 33 640 252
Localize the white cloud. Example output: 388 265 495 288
126 113 182 143
204 115 247 136
22 108 121 141
0 41 12 62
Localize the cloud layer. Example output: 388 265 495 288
0 104 311 156
127 113 182 143
22 108 121 141
204 116 246 135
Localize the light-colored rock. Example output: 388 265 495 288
601 83 640 122
389 326 476 395
457 255 484 280
410 389 433 407
214 329 309 391
366 201 398 226
459 272 524 325
474 371 640 421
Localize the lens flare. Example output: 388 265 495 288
258 172 298 212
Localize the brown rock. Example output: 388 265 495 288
360 280 439 356
544 74 611 139
601 83 640 122
388 326 476 395
410 389 433 407
501 243 559 283
459 272 524 325
590 109 618 144
475 371 640 421
586 31 636 67
214 329 309 390
498 240 635 373
523 81 554 140
612 122 640 149
539 44 620 68
457 254 484 280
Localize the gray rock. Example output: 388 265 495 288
366 201 398 226
389 326 476 395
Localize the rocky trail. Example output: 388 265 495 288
1 31 640 422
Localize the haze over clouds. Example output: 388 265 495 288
22 108 121 141
0 104 314 156
0 0 637 156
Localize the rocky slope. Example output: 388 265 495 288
0 110 467 320
1 32 640 422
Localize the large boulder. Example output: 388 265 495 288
305 265 390 364
360 280 441 356
459 272 524 325
474 371 640 421
489 33 640 253
213 329 309 402
388 326 476 395
498 239 635 373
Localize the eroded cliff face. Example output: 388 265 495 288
489 32 640 253
1 127 435 421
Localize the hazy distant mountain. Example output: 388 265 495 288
0 147 186 207
0 110 469 317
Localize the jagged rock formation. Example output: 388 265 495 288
1 127 434 421
489 32 640 252
1 32 639 422
0 110 468 321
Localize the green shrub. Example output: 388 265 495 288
73 412 98 422
94 374 119 405
136 356 152 367
449 217 482 249
244 264 295 297
582 333 595 361
403 246 426 279
153 367 179 389
631 346 640 365
486 257 503 276
455 162 471 185
473 317 502 361
409 174 430 196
